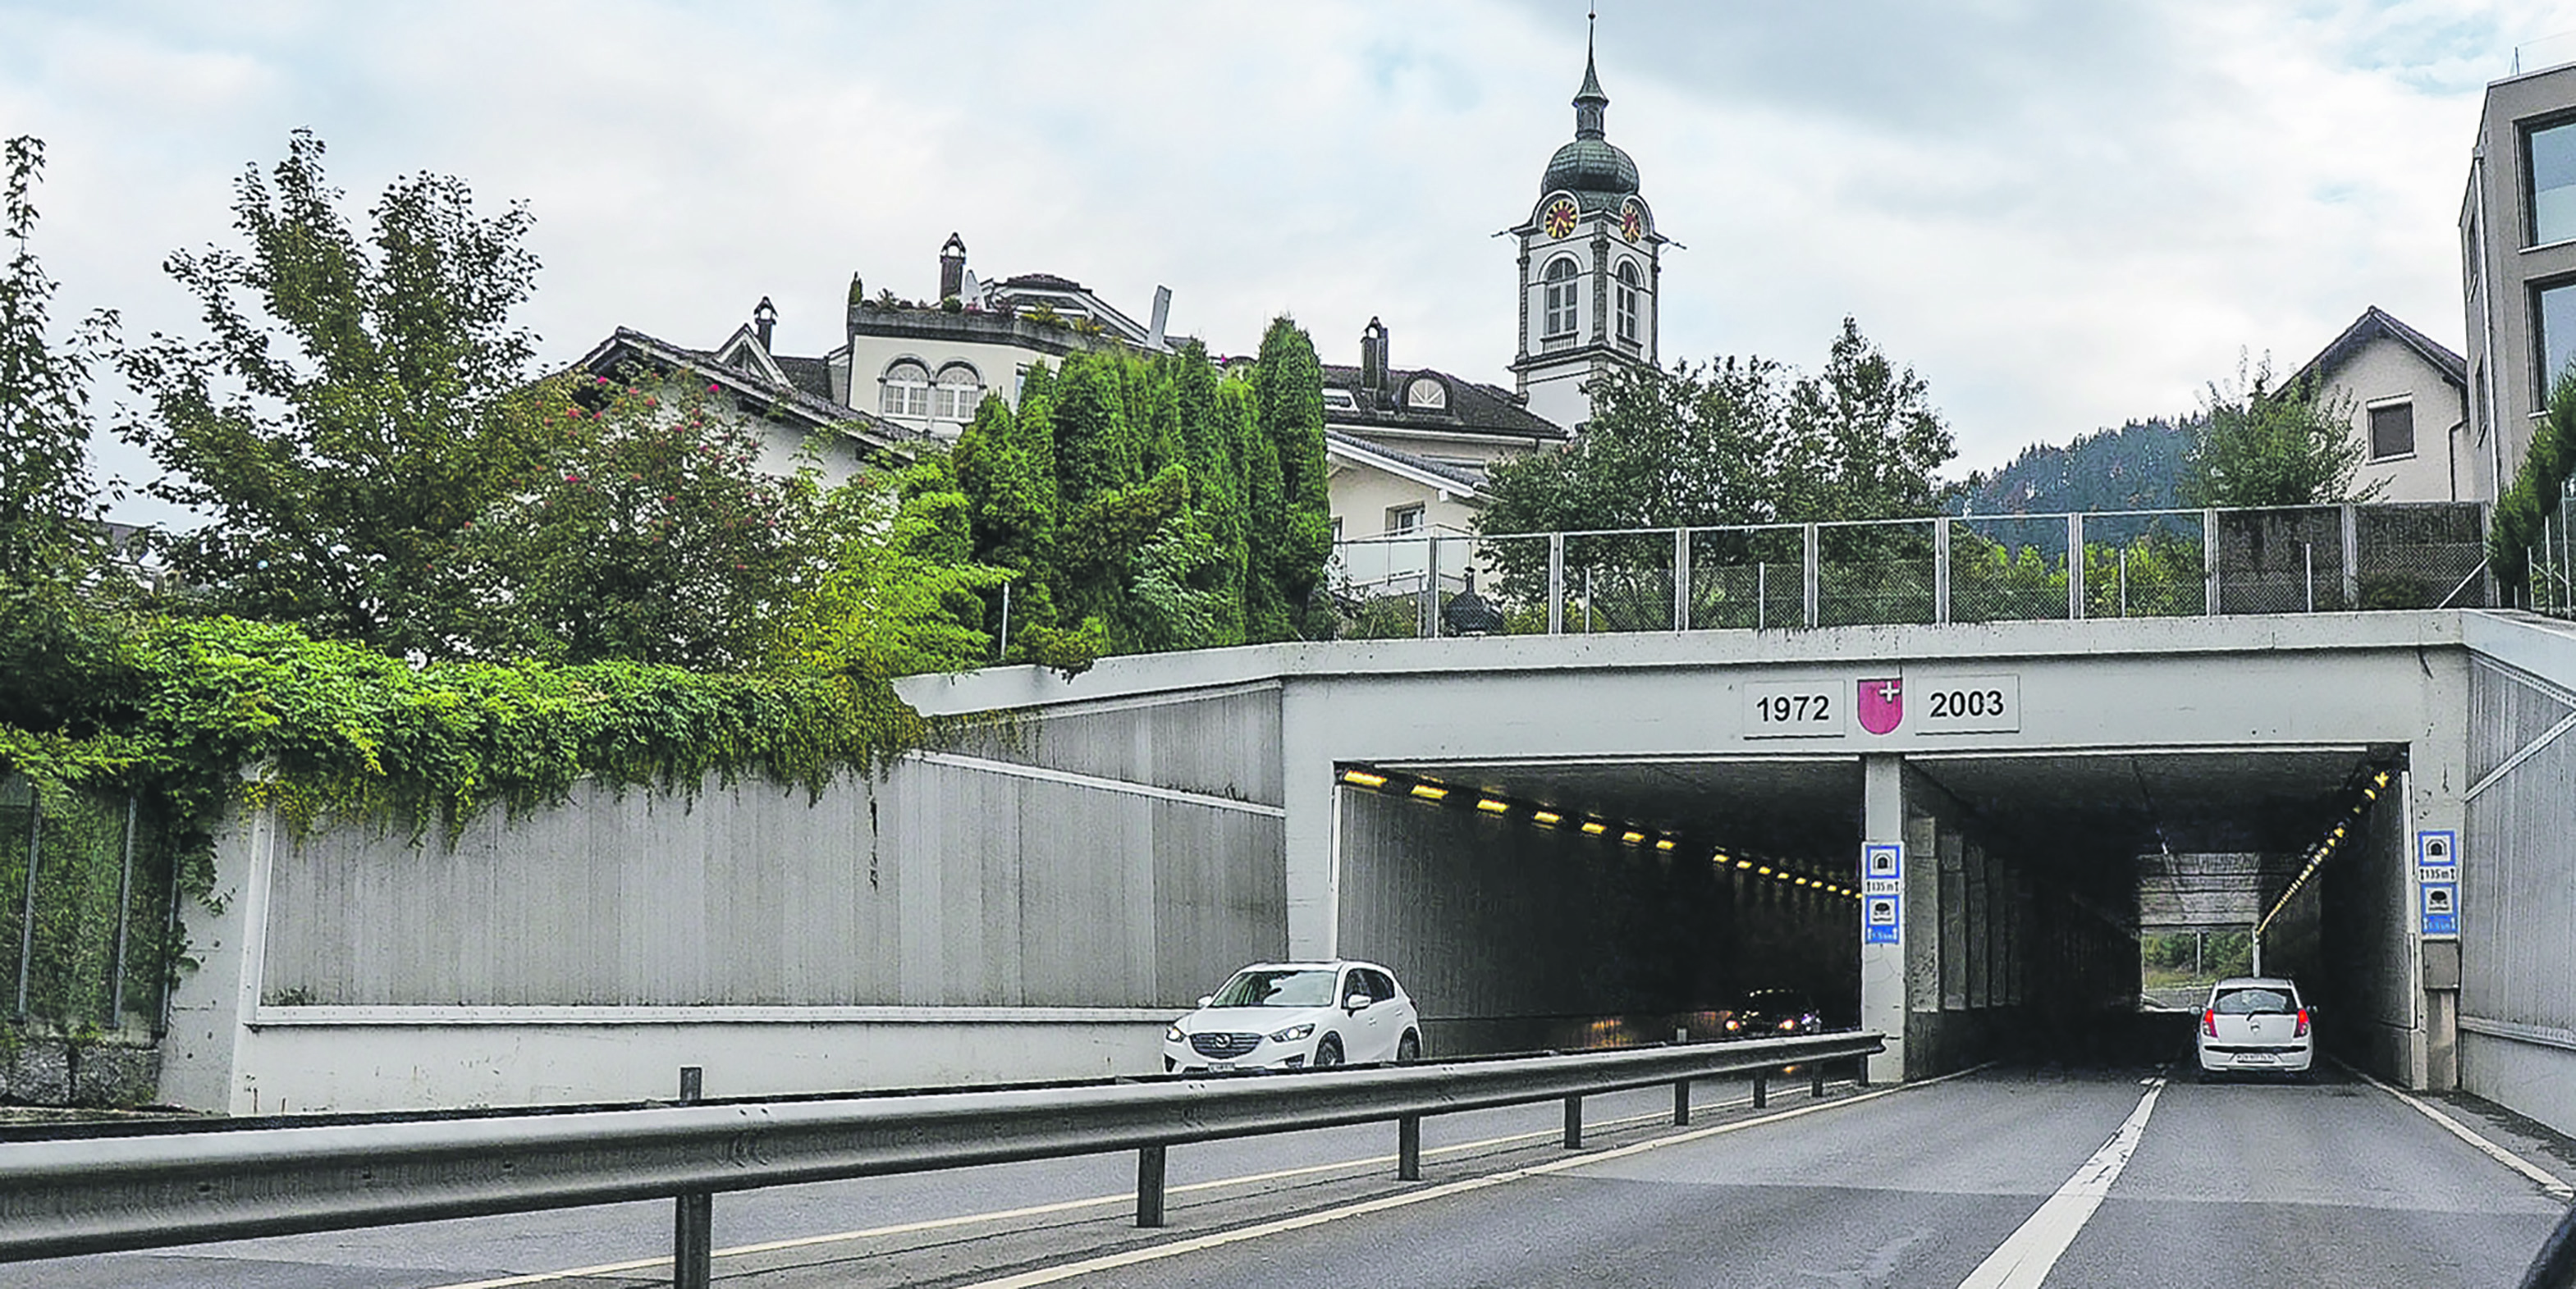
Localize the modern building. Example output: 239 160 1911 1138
2461 57 2576 496
2289 306 2481 502
1508 39 1667 434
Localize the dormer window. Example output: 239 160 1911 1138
880 360 931 418
1406 377 1448 410
1542 257 1580 338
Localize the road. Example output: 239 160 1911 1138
14 1063 2571 1288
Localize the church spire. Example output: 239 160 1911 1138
1573 11 1608 140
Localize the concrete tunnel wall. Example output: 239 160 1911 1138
1335 784 1855 1056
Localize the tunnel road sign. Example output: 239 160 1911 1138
1863 843 1903 944
2417 830 2459 939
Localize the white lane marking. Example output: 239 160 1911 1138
2345 1063 2576 1200
954 1065 1995 1289
420 1093 1773 1288
1951 1077 2166 1289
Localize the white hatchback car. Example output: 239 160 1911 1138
2196 976 2313 1078
1164 961 1421 1073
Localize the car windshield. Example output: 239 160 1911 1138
1209 968 1337 1008
2213 986 2297 1015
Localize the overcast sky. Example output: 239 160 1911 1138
7 0 2574 524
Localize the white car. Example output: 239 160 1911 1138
2195 976 2313 1078
1164 961 1421 1073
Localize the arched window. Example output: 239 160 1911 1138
1542 257 1580 339
880 359 931 418
933 362 983 422
1615 262 1642 345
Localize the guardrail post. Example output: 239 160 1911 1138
1547 533 1566 635
1933 518 1952 625
1855 1052 1870 1088
1752 1068 1768 1108
1137 1144 1167 1227
1672 1079 1691 1126
1811 1064 1827 1099
1563 1095 1583 1149
1398 1114 1421 1181
674 1067 711 1289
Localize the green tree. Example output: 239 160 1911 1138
114 130 550 657
1782 318 1957 523
2180 357 2384 509
779 456 1013 680
1248 317 1331 638
0 135 106 579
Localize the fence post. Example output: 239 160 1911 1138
1801 523 1820 629
2203 509 2221 615
1137 1143 1168 1227
2304 542 2315 614
15 802 38 1023
2340 503 2360 610
1547 532 1566 635
108 796 138 1026
2066 513 2085 620
674 1067 711 1289
1933 518 1952 625
1672 528 1690 632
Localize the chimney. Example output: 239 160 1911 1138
1361 318 1389 404
846 273 863 345
1147 286 1172 350
753 296 777 352
940 232 968 301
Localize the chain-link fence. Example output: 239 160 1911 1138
0 776 176 1038
1327 501 2491 639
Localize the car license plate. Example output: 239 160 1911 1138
2238 1052 2275 1063
1210 1061 1235 1072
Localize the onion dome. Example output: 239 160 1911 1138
1540 42 1638 197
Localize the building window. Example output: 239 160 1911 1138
1615 261 1641 345
1542 257 1579 338
1407 377 1448 409
880 359 931 418
932 362 983 422
2537 281 2576 404
2531 119 2576 246
1386 504 1425 535
2368 401 2414 459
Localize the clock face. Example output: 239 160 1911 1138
1621 202 1644 244
1543 197 1579 240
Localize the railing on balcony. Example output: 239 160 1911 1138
2533 478 2576 620
1320 503 2491 639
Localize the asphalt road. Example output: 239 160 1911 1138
14 1063 2572 1289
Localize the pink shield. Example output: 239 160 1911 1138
1858 678 1904 735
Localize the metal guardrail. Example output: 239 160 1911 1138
1328 502 2491 639
0 1031 1883 1279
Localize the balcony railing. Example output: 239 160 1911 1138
1322 503 2491 640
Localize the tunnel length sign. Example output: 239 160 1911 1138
1863 843 1903 944
2417 830 2459 939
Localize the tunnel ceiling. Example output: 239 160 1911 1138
1370 747 2379 893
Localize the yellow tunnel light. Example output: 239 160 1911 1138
1532 810 1563 827
1655 838 1677 852
1581 820 1609 835
1621 830 1646 846
1476 798 1511 815
1796 877 1812 887
1340 770 1387 788
1410 783 1450 802
1757 866 1773 875
1736 859 1755 870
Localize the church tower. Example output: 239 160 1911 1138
1509 33 1663 432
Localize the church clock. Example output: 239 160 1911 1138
1620 199 1644 244
1543 196 1579 240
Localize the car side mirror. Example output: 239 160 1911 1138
1196 994 1214 1008
1345 993 1371 1012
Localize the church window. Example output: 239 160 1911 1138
933 362 983 422
1542 257 1580 338
1615 262 1642 346
880 359 931 418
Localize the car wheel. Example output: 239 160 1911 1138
1397 1031 1421 1063
1314 1035 1343 1068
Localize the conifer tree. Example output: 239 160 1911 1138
1249 317 1331 639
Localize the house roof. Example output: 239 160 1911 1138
2291 305 2468 392
572 327 923 460
1319 363 1569 441
1323 427 1489 500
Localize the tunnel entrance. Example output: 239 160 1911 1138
1331 746 2404 1074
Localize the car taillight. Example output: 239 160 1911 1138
2295 1008 2309 1038
2202 1008 2217 1037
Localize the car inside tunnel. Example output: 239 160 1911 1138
1331 745 2409 1075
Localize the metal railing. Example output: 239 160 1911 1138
1323 502 2491 639
2533 477 2576 619
0 1031 1882 1280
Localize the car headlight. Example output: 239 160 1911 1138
1269 1023 1315 1043
1166 1026 1186 1043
